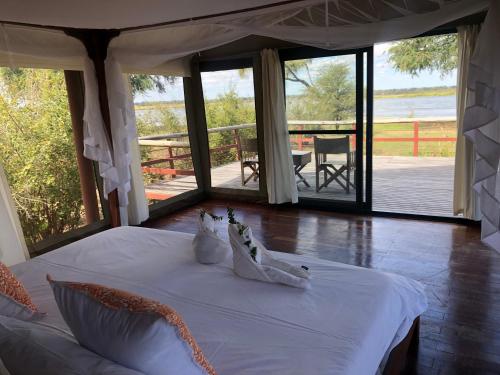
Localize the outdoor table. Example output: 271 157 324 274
292 150 311 187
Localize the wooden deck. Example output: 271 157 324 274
146 156 455 217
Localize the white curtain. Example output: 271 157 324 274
82 57 117 204
454 25 481 219
104 54 148 225
101 25 250 223
261 49 298 204
0 164 29 266
462 1 500 251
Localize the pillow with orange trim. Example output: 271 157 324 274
47 276 217 375
0 262 42 321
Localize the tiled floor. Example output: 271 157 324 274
146 199 500 375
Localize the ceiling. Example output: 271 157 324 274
0 0 301 29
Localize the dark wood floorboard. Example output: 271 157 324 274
145 199 500 375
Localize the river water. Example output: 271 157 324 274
374 95 456 119
136 95 457 124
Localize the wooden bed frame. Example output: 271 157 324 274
383 317 420 375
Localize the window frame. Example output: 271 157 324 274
197 55 268 199
279 46 373 210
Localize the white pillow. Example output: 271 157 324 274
192 210 229 264
48 276 217 375
0 262 44 321
0 315 144 375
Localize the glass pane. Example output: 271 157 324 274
131 75 198 206
0 68 103 253
284 55 357 202
285 55 357 132
293 135 356 201
200 68 258 191
373 34 458 217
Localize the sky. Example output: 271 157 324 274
134 41 457 104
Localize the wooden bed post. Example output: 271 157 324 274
64 70 100 224
65 29 121 227
383 317 420 375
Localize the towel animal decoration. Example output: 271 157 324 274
227 208 311 289
192 210 230 264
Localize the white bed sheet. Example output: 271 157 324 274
11 227 427 375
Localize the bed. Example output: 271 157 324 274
10 227 427 375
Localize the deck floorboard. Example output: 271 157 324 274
146 156 455 217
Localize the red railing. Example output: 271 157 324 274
291 120 456 157
139 118 457 189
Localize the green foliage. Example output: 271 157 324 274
227 207 236 224
388 34 458 77
128 74 177 96
288 62 355 122
284 59 313 88
204 88 256 167
135 104 192 184
200 209 223 221
374 86 456 99
0 68 83 247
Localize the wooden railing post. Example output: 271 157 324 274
167 146 176 178
298 125 303 150
233 129 241 160
413 121 419 157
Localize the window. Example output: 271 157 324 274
200 63 259 191
129 74 199 207
0 68 104 254
282 51 368 205
372 33 458 217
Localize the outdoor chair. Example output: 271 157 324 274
238 137 259 185
313 136 356 193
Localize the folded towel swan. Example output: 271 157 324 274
193 211 230 264
228 223 311 289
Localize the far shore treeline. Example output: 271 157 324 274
135 86 457 109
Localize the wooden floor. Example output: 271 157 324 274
146 199 500 375
146 156 455 217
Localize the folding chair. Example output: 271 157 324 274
313 136 356 193
238 138 259 185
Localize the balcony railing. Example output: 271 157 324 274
138 117 457 178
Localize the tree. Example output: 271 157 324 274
0 68 83 247
284 60 313 88
239 60 313 88
128 74 176 96
388 34 457 77
288 62 355 122
205 88 256 166
0 68 178 248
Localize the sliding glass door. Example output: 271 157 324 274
281 48 373 210
199 58 265 196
